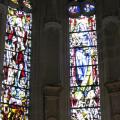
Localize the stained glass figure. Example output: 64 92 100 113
69 0 101 119
0 5 32 119
69 15 96 32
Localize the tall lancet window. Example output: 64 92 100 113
0 0 32 119
68 0 101 119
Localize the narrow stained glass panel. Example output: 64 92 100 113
0 6 32 119
69 15 96 32
69 0 101 119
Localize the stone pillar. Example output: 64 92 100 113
44 85 62 120
105 81 120 120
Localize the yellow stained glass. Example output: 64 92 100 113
11 0 18 4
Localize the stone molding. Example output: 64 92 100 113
113 113 120 120
44 85 62 120
44 85 62 96
105 81 120 120
105 80 120 95
44 21 62 30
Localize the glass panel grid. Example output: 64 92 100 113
0 6 32 120
69 1 101 120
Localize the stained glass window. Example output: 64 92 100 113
68 0 101 120
0 0 32 119
11 0 32 9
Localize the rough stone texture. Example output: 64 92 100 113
105 81 120 120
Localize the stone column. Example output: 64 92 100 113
105 81 120 120
43 85 62 120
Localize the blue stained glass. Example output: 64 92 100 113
68 6 80 14
70 65 99 86
70 47 98 66
83 3 95 13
